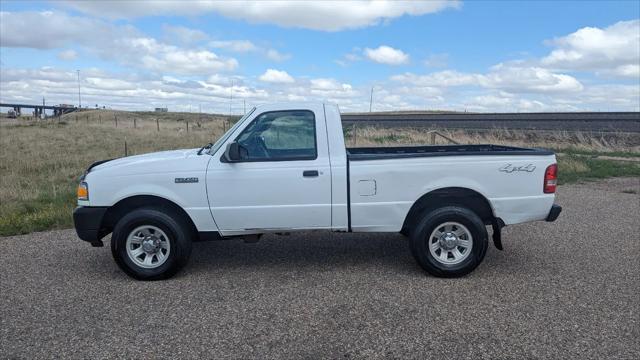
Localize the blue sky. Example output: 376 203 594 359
1 1 639 113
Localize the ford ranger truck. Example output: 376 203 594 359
73 102 562 280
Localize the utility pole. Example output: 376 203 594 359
369 87 374 112
77 70 81 108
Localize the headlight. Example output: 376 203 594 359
77 181 89 201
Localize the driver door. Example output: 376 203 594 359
206 108 332 233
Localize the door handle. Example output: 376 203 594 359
303 170 319 177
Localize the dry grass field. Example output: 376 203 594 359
1 109 639 236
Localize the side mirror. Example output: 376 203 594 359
223 141 243 162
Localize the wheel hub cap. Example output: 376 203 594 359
142 237 160 253
439 232 458 250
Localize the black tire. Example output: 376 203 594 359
409 206 488 278
111 207 193 280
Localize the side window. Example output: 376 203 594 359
235 110 317 161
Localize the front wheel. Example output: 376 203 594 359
410 206 488 277
111 208 193 280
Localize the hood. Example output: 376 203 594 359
89 148 201 174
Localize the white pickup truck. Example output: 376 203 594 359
74 102 561 280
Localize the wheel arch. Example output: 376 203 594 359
100 195 198 238
401 187 496 235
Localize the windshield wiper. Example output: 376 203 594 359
197 142 214 155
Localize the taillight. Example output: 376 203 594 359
544 164 558 193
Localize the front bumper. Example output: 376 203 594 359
73 206 108 246
545 204 562 222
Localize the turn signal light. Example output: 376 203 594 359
77 182 89 201
543 164 558 194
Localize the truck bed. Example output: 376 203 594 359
347 144 553 160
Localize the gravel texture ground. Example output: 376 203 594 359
1 178 639 359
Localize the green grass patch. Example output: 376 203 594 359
0 190 76 237
558 155 640 184
555 147 640 159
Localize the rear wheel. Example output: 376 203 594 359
111 208 193 280
410 206 488 277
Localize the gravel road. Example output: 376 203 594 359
1 178 639 359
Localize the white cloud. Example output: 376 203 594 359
139 47 239 74
392 63 583 93
162 25 208 44
0 67 269 112
58 0 460 31
542 19 640 78
259 69 295 83
113 37 238 74
3 64 639 113
364 45 409 65
265 49 291 62
485 63 584 93
0 10 121 49
57 49 78 61
424 53 449 68
210 40 290 62
84 77 137 91
0 11 238 76
210 40 259 53
309 78 356 98
335 51 362 67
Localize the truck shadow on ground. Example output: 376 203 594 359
185 232 420 274
182 231 523 278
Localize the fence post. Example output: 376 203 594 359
156 118 160 132
124 138 128 156
114 115 118 128
86 115 88 124
134 118 137 129
430 132 436 145
99 114 101 124
186 121 189 133
75 114 78 123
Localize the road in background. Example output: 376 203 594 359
1 178 639 359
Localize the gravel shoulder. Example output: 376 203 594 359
1 178 639 359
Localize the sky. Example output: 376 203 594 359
0 0 639 114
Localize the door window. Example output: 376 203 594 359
235 110 316 161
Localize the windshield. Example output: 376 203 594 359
207 107 256 155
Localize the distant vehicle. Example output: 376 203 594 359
7 109 17 118
73 102 562 280
155 107 168 112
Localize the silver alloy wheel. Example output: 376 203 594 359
428 222 473 265
126 225 171 269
